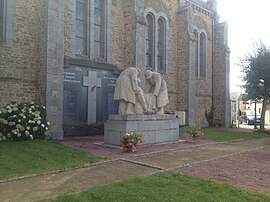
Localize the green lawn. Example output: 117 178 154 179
47 172 270 202
180 127 270 142
0 140 103 180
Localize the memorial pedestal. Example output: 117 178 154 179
104 114 179 146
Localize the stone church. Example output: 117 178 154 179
0 0 230 139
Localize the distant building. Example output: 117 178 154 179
0 0 230 139
230 92 270 126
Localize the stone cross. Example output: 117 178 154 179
83 71 101 124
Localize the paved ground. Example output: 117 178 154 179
1 130 270 202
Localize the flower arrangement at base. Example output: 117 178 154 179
120 132 143 153
186 126 205 140
0 102 50 141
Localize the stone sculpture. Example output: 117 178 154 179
114 67 147 114
114 67 169 115
144 70 169 114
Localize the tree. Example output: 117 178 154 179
240 41 270 130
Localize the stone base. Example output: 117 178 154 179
104 114 179 146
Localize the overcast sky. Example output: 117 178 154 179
217 0 270 93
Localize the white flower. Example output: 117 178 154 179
37 120 41 125
45 127 48 131
23 116 26 119
26 126 30 130
25 131 29 136
41 124 45 128
47 122 50 126
18 119 21 122
33 126 38 131
0 110 2 114
42 106 46 109
13 115 17 118
29 135 33 140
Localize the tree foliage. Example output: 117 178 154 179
240 41 270 129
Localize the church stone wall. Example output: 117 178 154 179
111 0 135 69
0 0 46 107
63 0 76 59
213 22 230 127
193 11 213 126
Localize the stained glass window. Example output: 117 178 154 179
200 33 206 77
75 0 87 55
94 0 105 59
194 30 199 77
146 14 154 68
157 18 165 71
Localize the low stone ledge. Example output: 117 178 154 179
104 117 179 145
108 114 176 121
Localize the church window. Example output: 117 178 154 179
145 11 168 72
75 0 109 61
75 0 87 55
194 30 199 77
94 0 105 59
157 17 166 72
193 29 207 78
200 32 207 77
146 14 154 68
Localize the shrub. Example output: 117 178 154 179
185 126 205 139
0 102 50 141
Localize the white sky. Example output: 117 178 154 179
217 0 270 93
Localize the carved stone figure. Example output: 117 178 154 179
144 70 169 114
134 78 148 114
114 67 147 114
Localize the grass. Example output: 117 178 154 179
47 171 270 202
0 140 103 180
180 126 270 142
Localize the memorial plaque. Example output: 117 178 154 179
97 71 118 122
63 69 87 124
63 65 118 134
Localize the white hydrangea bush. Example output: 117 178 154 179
0 102 50 141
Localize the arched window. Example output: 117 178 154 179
94 0 105 59
75 0 87 55
200 32 207 77
157 17 166 72
194 30 199 77
146 14 154 68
